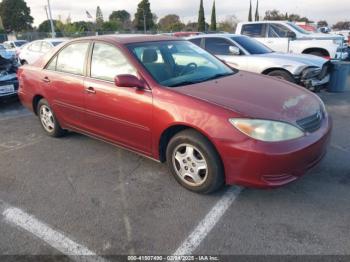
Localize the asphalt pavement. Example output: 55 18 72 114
0 80 349 260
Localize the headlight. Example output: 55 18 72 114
229 119 304 142
302 67 321 79
333 39 343 46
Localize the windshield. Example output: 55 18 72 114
231 36 273 55
128 41 234 87
287 22 311 35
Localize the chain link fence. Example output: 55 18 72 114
1 30 159 43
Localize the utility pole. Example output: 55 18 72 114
44 6 49 21
47 0 56 38
143 9 146 34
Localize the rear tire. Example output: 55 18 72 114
267 70 296 83
37 99 66 137
166 129 224 194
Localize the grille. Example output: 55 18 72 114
318 62 330 80
296 111 323 133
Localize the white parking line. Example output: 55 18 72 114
2 206 108 262
173 186 243 255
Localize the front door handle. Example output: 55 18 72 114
85 86 96 94
42 76 50 83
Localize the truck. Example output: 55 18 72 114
236 21 348 60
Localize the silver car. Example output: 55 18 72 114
187 34 330 91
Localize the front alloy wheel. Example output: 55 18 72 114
166 129 224 194
172 143 208 187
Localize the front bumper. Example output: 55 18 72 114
335 50 349 60
217 116 332 188
302 74 330 88
0 78 19 99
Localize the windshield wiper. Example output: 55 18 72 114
168 81 199 87
199 72 233 82
167 73 233 88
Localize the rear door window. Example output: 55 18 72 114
204 38 233 55
41 42 52 53
28 41 42 52
56 42 89 75
268 24 293 38
241 24 266 37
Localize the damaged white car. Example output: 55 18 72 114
188 34 330 91
0 44 19 99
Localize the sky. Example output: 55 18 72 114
25 0 350 27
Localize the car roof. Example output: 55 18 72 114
187 33 245 39
68 34 180 45
238 20 288 24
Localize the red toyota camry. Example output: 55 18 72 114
18 35 331 193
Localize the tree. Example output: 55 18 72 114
158 14 185 32
264 9 285 20
0 0 33 33
198 0 206 32
288 13 311 23
333 21 350 30
248 0 252 22
264 9 311 23
38 20 63 33
217 15 238 33
210 1 217 31
109 10 130 23
317 20 328 28
134 0 154 31
96 6 104 30
102 21 122 32
255 0 259 21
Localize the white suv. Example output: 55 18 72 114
236 21 348 60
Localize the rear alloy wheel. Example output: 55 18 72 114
37 99 66 137
267 70 296 83
166 129 224 194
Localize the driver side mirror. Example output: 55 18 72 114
229 46 240 55
114 74 147 89
287 31 296 39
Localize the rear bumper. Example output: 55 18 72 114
216 117 332 188
0 78 19 98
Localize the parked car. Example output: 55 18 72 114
18 35 331 193
173 32 204 38
188 34 330 91
18 38 68 65
236 21 348 60
3 40 28 51
0 48 19 99
0 44 16 60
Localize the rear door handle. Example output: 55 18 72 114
85 86 96 94
42 76 50 83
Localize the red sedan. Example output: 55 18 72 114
18 35 331 193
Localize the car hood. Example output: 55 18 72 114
253 52 327 67
174 71 321 123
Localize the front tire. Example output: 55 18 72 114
166 129 224 194
37 99 66 137
267 70 296 83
